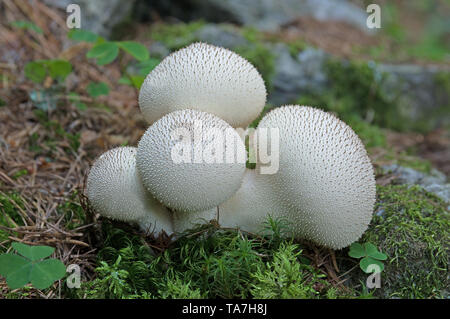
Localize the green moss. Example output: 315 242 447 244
250 243 328 299
58 191 88 230
70 218 346 299
381 152 433 174
296 59 411 132
149 21 205 51
346 116 387 149
361 185 449 298
235 27 275 91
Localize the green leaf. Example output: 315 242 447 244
6 263 33 290
24 61 46 83
68 29 98 43
30 259 66 290
47 60 72 80
129 75 145 89
137 58 160 76
0 254 32 289
12 242 55 261
0 253 29 276
360 256 384 273
87 82 109 98
118 76 132 85
117 41 149 61
365 243 387 260
348 243 366 259
10 21 43 34
86 42 119 65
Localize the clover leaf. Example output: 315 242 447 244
348 242 387 274
117 41 149 61
86 42 119 66
0 243 66 290
68 29 99 43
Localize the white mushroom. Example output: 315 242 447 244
86 147 173 235
136 109 246 213
139 42 267 128
172 168 280 234
256 105 376 249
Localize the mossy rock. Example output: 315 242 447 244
359 185 449 298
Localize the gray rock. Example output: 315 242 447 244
381 164 450 204
181 0 372 33
43 0 136 37
195 24 248 49
377 64 450 130
270 44 328 105
148 41 171 59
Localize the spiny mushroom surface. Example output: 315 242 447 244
139 42 267 128
86 147 173 235
172 169 280 234
256 105 376 249
137 109 246 213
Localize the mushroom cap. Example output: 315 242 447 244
136 109 246 213
139 42 266 128
86 147 173 235
256 105 376 249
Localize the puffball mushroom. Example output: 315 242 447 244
86 147 173 235
172 168 279 234
139 42 267 128
256 105 376 249
136 109 246 213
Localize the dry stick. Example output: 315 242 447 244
14 0 59 57
36 0 67 29
329 248 340 273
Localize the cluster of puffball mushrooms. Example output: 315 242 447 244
87 43 376 250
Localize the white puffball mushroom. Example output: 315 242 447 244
137 109 246 213
172 169 279 234
257 105 376 249
139 42 267 128
86 147 173 236
172 207 218 234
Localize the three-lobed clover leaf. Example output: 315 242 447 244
348 242 387 274
0 242 66 290
117 41 149 62
87 42 119 66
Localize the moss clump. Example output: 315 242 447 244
381 152 433 174
250 243 327 299
361 185 449 298
235 27 275 91
346 116 387 149
149 21 206 51
70 218 344 299
296 59 408 131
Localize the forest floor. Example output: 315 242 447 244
0 1 448 298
